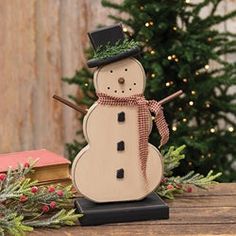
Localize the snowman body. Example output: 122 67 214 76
71 57 163 203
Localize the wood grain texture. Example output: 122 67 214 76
0 0 118 155
32 183 236 236
0 0 235 155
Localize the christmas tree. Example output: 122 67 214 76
64 0 236 182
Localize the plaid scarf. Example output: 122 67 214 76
97 93 169 179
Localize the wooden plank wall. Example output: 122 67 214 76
0 0 118 155
0 0 235 156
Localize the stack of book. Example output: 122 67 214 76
0 149 72 187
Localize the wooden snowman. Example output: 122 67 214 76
71 24 171 203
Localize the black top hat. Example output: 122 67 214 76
87 23 140 68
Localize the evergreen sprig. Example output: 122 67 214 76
0 162 82 236
24 209 79 228
156 146 222 199
93 39 139 60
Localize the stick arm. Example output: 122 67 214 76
52 90 183 115
53 95 88 115
158 90 183 105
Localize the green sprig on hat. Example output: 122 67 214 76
93 39 140 60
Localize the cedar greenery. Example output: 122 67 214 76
64 0 236 181
157 145 222 199
93 39 139 59
0 161 81 236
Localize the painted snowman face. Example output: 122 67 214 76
94 57 146 97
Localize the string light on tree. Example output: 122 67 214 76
183 78 188 83
189 101 194 106
84 83 88 87
210 128 216 133
149 21 154 26
122 27 128 32
172 125 177 131
167 55 172 60
228 127 234 132
205 101 211 108
188 161 192 166
186 0 191 3
150 50 155 55
183 118 187 122
145 22 150 27
178 107 183 111
151 73 155 78
173 26 177 31
140 5 144 10
205 64 210 70
191 90 196 95
195 71 200 75
166 82 171 87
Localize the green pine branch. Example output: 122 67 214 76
162 145 186 176
0 162 81 236
156 146 222 199
24 209 81 228
93 39 139 60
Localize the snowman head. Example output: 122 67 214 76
94 57 146 97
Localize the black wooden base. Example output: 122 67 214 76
74 193 169 226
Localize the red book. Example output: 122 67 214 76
0 149 71 182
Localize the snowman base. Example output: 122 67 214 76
74 192 169 226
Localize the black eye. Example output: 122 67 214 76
110 70 113 73
129 88 132 91
125 68 128 71
107 87 110 90
114 90 117 93
134 83 136 85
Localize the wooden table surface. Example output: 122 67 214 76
33 183 236 236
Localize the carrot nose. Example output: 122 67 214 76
118 77 125 84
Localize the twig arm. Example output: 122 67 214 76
53 90 183 115
53 95 87 115
159 90 183 105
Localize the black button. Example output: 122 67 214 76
118 112 125 122
117 141 125 151
116 169 124 179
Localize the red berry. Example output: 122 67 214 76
187 187 192 193
161 177 167 183
167 184 174 190
0 173 6 181
49 201 56 209
48 186 55 193
19 195 28 203
56 190 64 197
24 163 30 168
42 205 50 213
31 186 38 193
